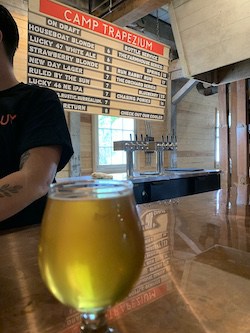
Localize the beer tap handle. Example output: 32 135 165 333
172 129 175 142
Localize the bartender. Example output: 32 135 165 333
0 5 74 230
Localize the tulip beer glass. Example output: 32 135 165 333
38 180 145 332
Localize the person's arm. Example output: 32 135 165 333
0 145 61 222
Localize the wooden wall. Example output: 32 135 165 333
78 86 218 175
4 0 219 177
169 0 250 78
80 114 93 175
131 85 218 173
2 1 28 82
176 85 218 169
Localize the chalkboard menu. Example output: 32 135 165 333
28 0 170 120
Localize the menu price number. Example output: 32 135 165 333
104 73 111 81
104 82 112 89
102 107 110 114
103 91 111 97
103 99 110 105
103 47 113 100
104 56 113 63
104 64 112 72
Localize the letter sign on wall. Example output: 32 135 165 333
28 0 170 120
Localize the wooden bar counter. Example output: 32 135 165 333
1 185 250 333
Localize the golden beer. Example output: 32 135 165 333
39 181 145 313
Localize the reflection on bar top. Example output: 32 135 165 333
0 186 250 333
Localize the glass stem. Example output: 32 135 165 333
80 310 114 333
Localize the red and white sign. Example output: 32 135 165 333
39 0 165 55
28 0 170 120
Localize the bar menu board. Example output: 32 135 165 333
28 0 170 121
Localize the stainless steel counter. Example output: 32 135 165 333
59 169 221 204
59 169 220 184
129 168 220 184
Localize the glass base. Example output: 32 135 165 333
80 311 118 333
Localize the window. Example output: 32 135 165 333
94 115 135 173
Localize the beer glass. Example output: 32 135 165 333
38 179 145 332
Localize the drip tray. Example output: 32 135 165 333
140 171 160 175
165 168 204 172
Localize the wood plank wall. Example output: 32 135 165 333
3 1 219 177
78 84 218 175
169 0 250 78
2 1 28 82
80 114 93 175
133 86 218 173
176 85 218 169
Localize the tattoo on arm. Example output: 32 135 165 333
19 151 30 169
0 184 23 198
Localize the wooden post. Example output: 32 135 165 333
230 80 249 185
166 77 177 168
218 84 230 188
230 82 238 185
236 80 249 184
69 112 81 177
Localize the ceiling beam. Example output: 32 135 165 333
172 79 197 104
194 59 250 85
102 0 171 26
